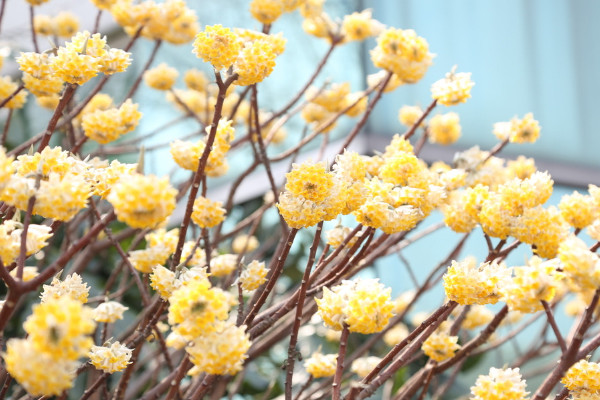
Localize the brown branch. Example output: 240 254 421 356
404 99 437 140
333 324 350 400
284 222 322 399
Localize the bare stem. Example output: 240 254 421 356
284 222 322 399
333 324 350 400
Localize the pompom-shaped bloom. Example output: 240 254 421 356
558 235 600 292
150 265 177 299
494 113 540 144
89 341 132 373
443 258 509 305
500 257 563 313
144 63 179 90
186 321 250 375
33 15 54 35
250 0 284 24
341 9 384 42
511 205 569 259
35 172 91 221
234 39 277 86
4 338 77 396
240 260 268 291
40 273 90 304
422 329 461 362
461 305 495 330
383 323 409 346
0 76 28 109
232 234 259 254
23 73 64 97
431 68 474 106
192 196 226 228
561 360 600 392
370 28 434 83
559 191 598 229
50 47 101 85
497 171 553 216
168 279 232 339
82 99 142 144
23 297 96 361
354 198 422 234
316 278 394 334
183 68 209 91
470 367 529 400
0 221 51 265
193 25 242 70
304 352 337 378
429 112 461 145
54 12 80 37
17 52 53 79
92 301 128 323
99 48 131 75
107 174 177 229
398 105 424 128
351 356 381 378
285 161 335 203
209 253 238 277
325 225 358 249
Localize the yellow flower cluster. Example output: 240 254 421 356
167 278 232 339
89 341 132 373
301 82 368 130
34 12 79 37
422 328 461 362
304 352 338 378
239 260 268 291
559 190 598 229
193 25 242 70
0 76 28 109
341 9 385 42
193 25 283 85
129 228 179 273
170 118 235 176
431 68 475 106
24 297 96 361
461 305 494 330
209 253 238 277
0 220 51 265
325 224 358 248
186 321 250 375
428 112 461 145
561 360 600 394
558 235 600 292
4 339 78 396
150 264 209 300
232 234 259 253
40 273 90 304
192 196 227 229
92 301 128 323
144 63 179 90
107 174 177 229
316 278 394 334
493 113 541 144
500 257 563 313
110 0 199 44
350 356 382 378
398 105 424 128
470 367 529 400
82 99 142 144
443 258 509 305
249 0 284 25
383 323 409 346
371 28 434 83
278 161 342 228
46 31 131 85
